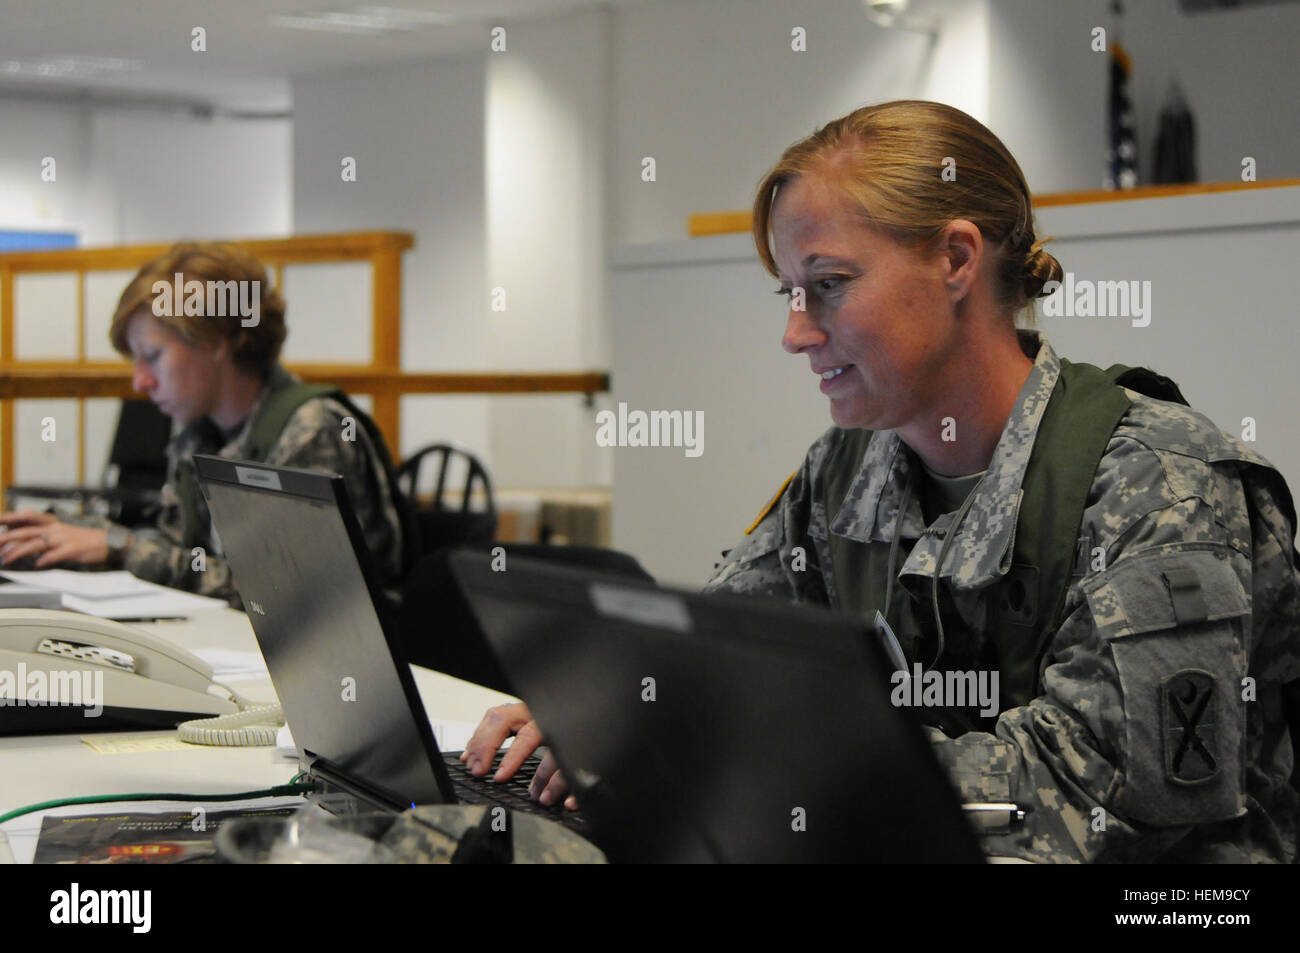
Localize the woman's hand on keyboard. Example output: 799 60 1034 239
529 750 577 811
461 702 578 810
461 702 543 780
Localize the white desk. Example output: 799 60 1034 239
0 607 518 864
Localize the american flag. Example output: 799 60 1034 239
1106 41 1138 190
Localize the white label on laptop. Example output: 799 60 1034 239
235 465 282 491
589 584 692 633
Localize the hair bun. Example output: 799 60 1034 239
1022 239 1063 299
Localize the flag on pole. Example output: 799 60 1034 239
1106 41 1138 189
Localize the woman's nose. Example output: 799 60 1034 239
782 297 826 354
132 364 155 393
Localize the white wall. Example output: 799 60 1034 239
292 12 614 489
987 0 1108 193
291 54 493 472
91 112 291 244
1033 186 1300 489
610 235 829 585
0 97 291 485
608 0 1300 242
485 10 613 488
0 99 105 242
983 0 1300 194
611 188 1300 587
609 0 943 246
0 99 290 245
1120 0 1300 185
8 0 1299 496
914 0 990 124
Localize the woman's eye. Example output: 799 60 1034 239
815 277 845 293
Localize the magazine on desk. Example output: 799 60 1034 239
34 807 294 864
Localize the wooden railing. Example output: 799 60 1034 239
687 177 1300 236
0 230 609 492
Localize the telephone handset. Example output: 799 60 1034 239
0 608 281 744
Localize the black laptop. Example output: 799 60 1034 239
192 454 585 831
449 549 987 864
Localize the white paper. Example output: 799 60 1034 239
189 647 269 682
1 570 157 599
1 570 228 619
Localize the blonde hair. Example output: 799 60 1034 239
109 241 287 377
753 100 1062 322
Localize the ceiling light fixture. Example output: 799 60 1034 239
271 5 459 35
0 55 143 79
862 0 940 39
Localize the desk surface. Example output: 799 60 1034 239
0 607 517 863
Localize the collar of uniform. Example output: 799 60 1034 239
216 363 300 458
828 330 1062 591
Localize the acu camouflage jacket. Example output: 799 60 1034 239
706 332 1300 863
102 365 404 609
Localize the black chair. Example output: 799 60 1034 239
395 443 497 556
5 399 171 527
399 543 654 693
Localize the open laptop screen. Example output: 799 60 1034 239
452 550 985 863
194 455 449 808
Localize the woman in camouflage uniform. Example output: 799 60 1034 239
0 242 404 609
465 102 1299 863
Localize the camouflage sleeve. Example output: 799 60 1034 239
123 523 241 606
928 447 1299 863
122 398 403 608
261 398 404 586
702 430 835 605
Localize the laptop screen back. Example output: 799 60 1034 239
195 456 449 808
452 550 985 863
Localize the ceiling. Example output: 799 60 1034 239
0 0 632 111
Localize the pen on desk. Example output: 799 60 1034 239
112 616 189 623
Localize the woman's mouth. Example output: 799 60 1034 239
818 365 852 393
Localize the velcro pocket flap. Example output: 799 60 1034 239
1082 545 1247 639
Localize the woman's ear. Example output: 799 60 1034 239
940 220 982 304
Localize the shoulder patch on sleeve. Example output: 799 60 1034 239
1162 669 1219 784
746 471 796 535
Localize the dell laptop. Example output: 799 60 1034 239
450 549 987 863
193 454 583 830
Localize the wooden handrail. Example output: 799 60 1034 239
0 366 610 399
0 230 414 272
1032 177 1300 208
0 230 610 495
688 177 1300 236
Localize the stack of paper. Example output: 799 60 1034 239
0 570 228 619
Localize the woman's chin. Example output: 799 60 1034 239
828 398 869 432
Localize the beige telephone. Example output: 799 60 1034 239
0 608 280 744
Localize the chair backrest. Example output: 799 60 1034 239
396 443 498 556
105 399 172 490
396 443 495 513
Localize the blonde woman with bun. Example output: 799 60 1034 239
464 101 1299 863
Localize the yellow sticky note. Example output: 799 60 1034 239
81 732 193 755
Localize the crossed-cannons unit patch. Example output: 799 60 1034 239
1161 669 1218 784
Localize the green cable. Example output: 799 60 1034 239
0 780 318 826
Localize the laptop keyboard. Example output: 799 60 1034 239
443 751 587 832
